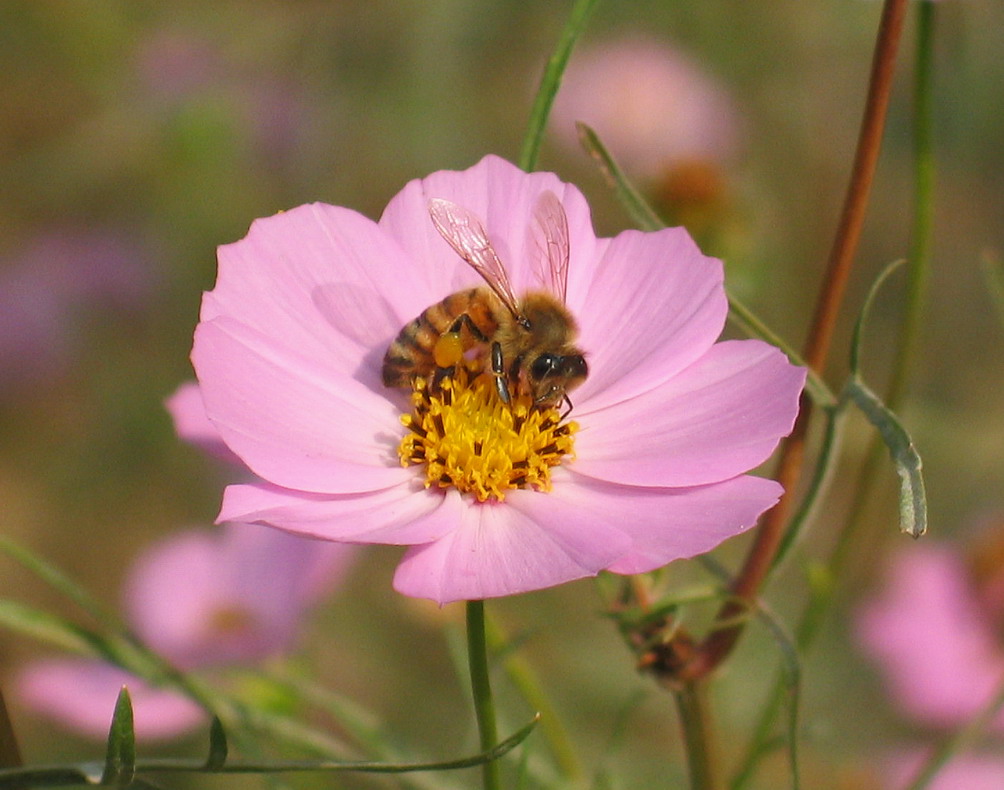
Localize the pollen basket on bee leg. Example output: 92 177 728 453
396 361 578 503
433 332 465 369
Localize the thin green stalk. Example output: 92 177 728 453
887 0 936 409
673 682 720 790
467 601 501 790
484 615 582 781
518 0 600 171
771 405 844 573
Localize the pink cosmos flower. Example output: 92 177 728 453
857 541 1004 731
15 523 354 740
550 35 740 178
191 155 805 604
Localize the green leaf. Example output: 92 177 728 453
518 0 601 171
843 376 927 537
0 598 108 657
0 537 124 634
204 717 228 770
101 687 136 787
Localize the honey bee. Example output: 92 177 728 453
382 190 588 411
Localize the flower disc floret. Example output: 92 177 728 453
399 365 577 502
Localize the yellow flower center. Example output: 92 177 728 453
398 364 578 502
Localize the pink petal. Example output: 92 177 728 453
15 660 204 741
856 544 1004 732
203 203 434 375
164 380 240 463
593 473 782 573
193 318 408 494
573 339 805 487
393 489 633 604
219 480 456 544
379 155 600 305
572 227 728 411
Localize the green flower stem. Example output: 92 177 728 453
518 0 601 171
888 0 936 409
467 601 501 790
673 681 720 790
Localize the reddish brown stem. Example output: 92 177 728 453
682 0 909 680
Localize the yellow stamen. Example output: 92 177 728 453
398 365 577 502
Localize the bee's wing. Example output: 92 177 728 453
428 198 522 318
528 190 570 304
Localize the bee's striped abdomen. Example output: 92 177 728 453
381 287 500 388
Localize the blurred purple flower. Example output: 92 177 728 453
134 31 222 101
15 522 355 740
550 34 740 178
0 229 156 391
133 30 308 167
856 541 1004 731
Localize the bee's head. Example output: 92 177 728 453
527 351 588 407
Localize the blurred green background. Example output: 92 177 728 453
2 1 1003 787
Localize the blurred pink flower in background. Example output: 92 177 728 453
16 524 355 740
857 541 1004 730
884 752 1004 790
857 533 1004 788
550 34 740 178
16 662 205 743
190 155 804 604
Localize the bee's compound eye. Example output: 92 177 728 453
530 353 559 381
564 355 587 379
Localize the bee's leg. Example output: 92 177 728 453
490 341 511 404
560 394 574 421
